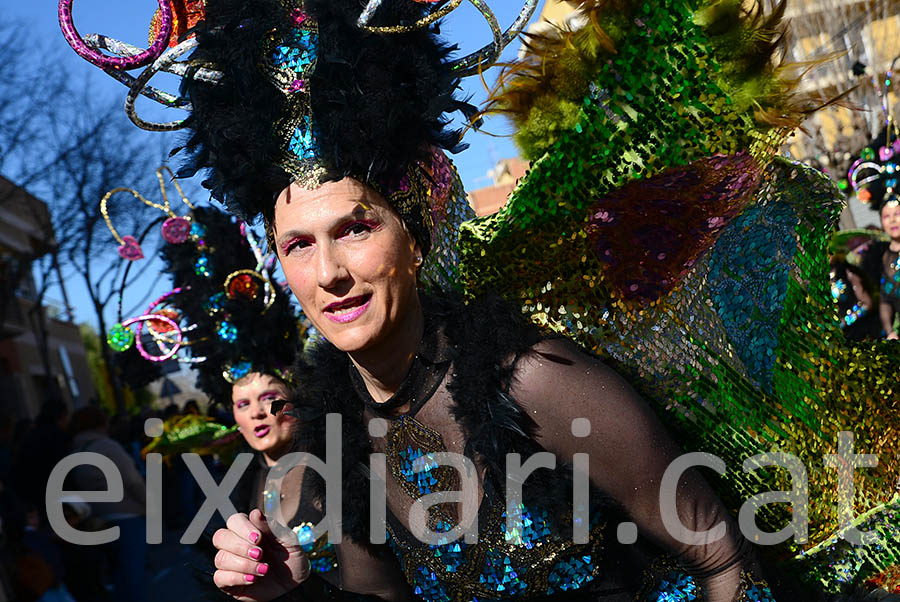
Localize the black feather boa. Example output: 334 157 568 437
287 292 620 547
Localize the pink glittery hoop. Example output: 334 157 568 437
59 0 173 70
123 314 182 362
144 287 184 314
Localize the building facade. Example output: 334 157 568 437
467 158 530 216
780 0 900 227
0 176 95 419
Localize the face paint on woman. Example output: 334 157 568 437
273 177 421 354
231 372 295 466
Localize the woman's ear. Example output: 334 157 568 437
413 241 423 267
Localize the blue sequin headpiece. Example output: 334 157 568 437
65 0 531 290
260 5 327 189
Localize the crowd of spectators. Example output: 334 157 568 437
0 398 228 602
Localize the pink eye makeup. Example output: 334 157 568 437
338 219 380 237
277 210 381 256
280 235 313 255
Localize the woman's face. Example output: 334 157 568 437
273 178 421 352
882 202 900 240
231 373 294 463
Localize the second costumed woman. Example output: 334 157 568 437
851 129 900 339
153 206 343 590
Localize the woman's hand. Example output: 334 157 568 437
213 508 310 601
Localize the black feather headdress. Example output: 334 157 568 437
177 0 476 254
60 0 537 287
159 206 303 405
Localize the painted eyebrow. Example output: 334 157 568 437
276 203 376 246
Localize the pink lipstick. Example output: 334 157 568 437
324 294 371 324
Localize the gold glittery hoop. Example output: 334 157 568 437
359 0 463 34
100 166 196 245
223 269 276 314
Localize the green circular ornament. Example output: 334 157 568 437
107 323 135 352
861 147 876 161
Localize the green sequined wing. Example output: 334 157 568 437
457 0 900 587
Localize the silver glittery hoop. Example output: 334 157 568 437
84 34 189 108
455 0 503 76
83 33 223 127
450 0 537 76
356 0 537 77
850 161 889 191
86 34 221 84
125 37 224 132
356 0 385 27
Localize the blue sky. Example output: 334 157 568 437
8 0 539 328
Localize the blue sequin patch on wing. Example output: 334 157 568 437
707 200 798 391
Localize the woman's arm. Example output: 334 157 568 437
880 300 896 339
279 462 413 600
847 271 872 311
333 540 413 602
511 337 759 602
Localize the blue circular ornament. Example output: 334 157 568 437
204 291 226 315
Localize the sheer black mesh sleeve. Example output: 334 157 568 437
511 337 760 602
332 540 414 601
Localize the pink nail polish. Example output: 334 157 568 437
258 563 269 576
245 574 255 583
248 547 261 560
249 531 260 544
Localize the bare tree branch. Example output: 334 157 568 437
0 17 196 411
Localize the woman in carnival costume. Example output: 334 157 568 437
61 0 900 599
828 252 883 341
849 129 900 340
100 176 384 596
826 229 885 341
